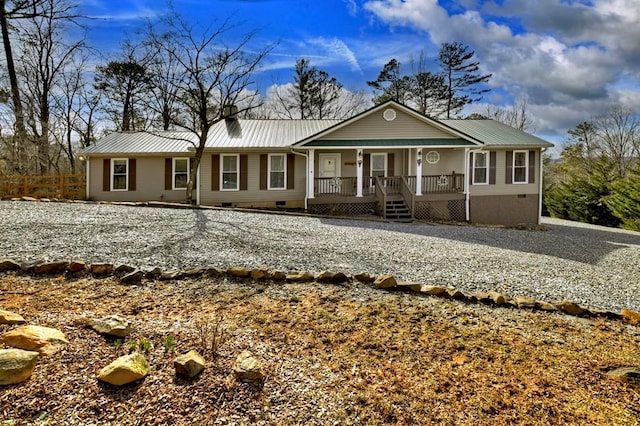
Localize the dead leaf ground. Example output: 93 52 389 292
1 273 639 425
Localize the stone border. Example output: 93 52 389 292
1 257 639 325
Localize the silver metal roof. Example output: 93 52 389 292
80 131 196 155
205 119 340 149
441 120 554 148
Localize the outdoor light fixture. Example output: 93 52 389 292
416 150 422 166
357 150 363 166
78 155 86 162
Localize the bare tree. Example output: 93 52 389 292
484 96 532 132
147 12 273 203
17 0 84 174
593 105 639 178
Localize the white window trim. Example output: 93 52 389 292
472 152 489 185
172 157 190 190
220 154 240 191
370 153 388 178
512 150 529 184
268 153 287 190
111 158 128 191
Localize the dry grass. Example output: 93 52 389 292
1 273 639 425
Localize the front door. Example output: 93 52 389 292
318 153 341 193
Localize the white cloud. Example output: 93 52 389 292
362 0 640 137
307 37 362 73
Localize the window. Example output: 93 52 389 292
173 158 189 190
513 151 528 184
371 153 387 178
221 154 239 190
426 151 440 164
111 159 128 191
268 154 286 190
472 152 488 185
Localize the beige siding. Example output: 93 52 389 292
88 156 188 203
320 106 456 140
469 150 540 196
199 152 306 207
420 149 465 176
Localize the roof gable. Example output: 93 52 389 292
294 100 478 148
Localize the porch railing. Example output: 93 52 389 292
421 173 464 193
313 173 465 198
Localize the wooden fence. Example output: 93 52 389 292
0 174 86 200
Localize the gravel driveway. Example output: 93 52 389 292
1 201 639 312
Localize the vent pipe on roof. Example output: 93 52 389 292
223 105 238 119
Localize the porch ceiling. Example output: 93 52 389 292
303 138 474 147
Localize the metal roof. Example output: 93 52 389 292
80 131 196 155
205 119 340 149
441 120 554 148
303 138 474 147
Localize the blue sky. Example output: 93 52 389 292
78 0 640 144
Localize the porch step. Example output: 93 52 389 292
385 199 412 221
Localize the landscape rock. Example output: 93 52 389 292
447 288 468 300
160 270 184 281
0 309 26 325
183 268 205 277
227 266 250 278
232 350 264 383
89 315 131 337
68 260 87 273
174 350 206 378
1 325 68 355
269 270 287 281
0 259 21 272
97 352 149 386
354 273 375 283
0 349 39 385
487 290 509 306
250 267 269 281
421 285 448 296
32 261 69 275
286 271 314 282
373 274 397 289
120 270 143 284
316 271 349 284
396 282 422 292
204 268 224 277
114 264 136 275
605 366 640 385
556 300 586 316
90 263 114 275
514 295 536 309
535 300 558 311
621 309 640 324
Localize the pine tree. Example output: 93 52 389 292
605 165 640 231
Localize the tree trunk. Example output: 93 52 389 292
0 0 28 173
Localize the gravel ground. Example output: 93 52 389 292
1 200 639 312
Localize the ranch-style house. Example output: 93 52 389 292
80 100 553 225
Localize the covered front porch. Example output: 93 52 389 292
304 148 468 222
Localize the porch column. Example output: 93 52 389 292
307 149 315 199
356 148 363 197
415 148 423 196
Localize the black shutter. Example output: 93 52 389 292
165 158 172 190
260 154 268 190
211 155 220 191
128 159 136 191
489 152 496 185
103 159 111 192
505 151 513 184
287 154 295 190
528 150 535 184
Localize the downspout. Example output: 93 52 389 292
196 161 201 206
290 149 309 210
84 156 90 200
538 148 547 224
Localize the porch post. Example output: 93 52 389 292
464 148 470 222
307 149 315 199
415 148 423 196
356 148 363 197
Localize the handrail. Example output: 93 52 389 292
400 177 415 219
374 176 386 219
